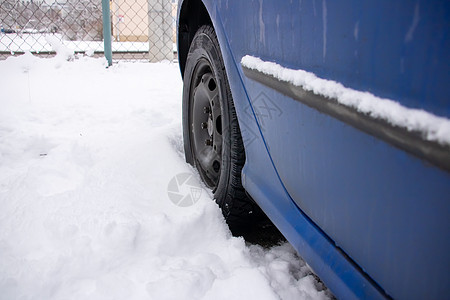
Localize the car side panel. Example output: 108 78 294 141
179 1 450 299
212 1 450 299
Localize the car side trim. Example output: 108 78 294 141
242 65 450 173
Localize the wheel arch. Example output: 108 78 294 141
177 0 212 78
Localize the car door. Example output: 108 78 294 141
217 1 450 299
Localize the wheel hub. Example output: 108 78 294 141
190 61 223 188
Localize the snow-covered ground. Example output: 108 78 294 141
0 33 177 54
0 52 331 300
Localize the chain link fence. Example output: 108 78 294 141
0 0 177 61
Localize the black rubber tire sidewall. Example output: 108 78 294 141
182 25 258 224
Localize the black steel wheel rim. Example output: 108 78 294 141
190 58 223 188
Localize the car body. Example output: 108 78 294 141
177 1 450 299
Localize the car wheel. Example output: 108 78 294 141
182 25 254 224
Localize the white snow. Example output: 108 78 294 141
241 55 450 146
0 33 171 53
0 53 331 300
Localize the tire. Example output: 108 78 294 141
182 25 254 224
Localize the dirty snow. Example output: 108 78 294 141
241 55 450 146
0 53 331 300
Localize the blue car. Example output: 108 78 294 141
177 1 450 299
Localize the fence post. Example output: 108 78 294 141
102 0 113 66
148 0 172 62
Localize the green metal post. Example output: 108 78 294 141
102 0 112 66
